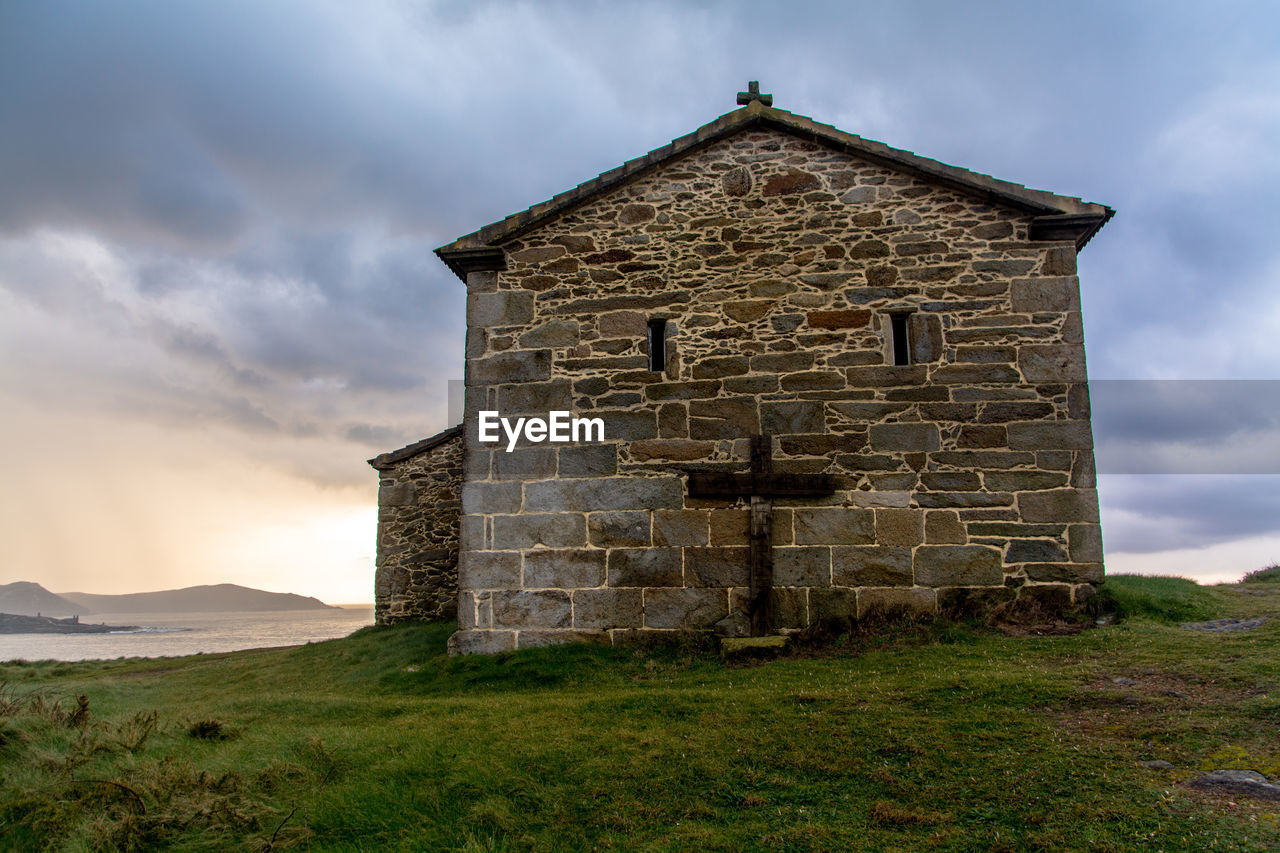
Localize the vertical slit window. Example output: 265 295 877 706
647 318 668 373
891 313 911 366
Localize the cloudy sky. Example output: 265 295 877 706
1 0 1277 602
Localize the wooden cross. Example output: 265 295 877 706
687 434 835 636
736 81 773 107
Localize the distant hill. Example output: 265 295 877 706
0 582 81 617
0 612 139 634
56 584 339 614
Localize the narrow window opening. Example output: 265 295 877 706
890 313 911 366
647 318 668 373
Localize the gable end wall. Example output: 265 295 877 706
451 128 1103 654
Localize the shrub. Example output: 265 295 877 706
187 719 229 741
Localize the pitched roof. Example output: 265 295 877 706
368 424 462 470
436 99 1113 281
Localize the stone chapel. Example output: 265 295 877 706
370 84 1111 655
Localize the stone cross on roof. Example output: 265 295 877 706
736 80 773 107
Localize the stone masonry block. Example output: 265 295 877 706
468 291 534 327
685 547 750 587
925 510 967 544
1068 383 1091 419
630 439 716 461
689 398 759 439
644 588 728 629
499 380 573 414
574 588 643 630
774 546 832 586
930 365 1021 384
981 471 1069 491
770 587 809 630
598 311 647 337
652 510 709 546
493 447 558 481
518 320 580 349
1072 452 1097 489
457 591 477 630
1006 539 1069 563
1018 345 1086 382
1069 524 1104 562
794 508 875 545
447 630 516 655
491 590 572 629
1010 277 1080 314
459 551 521 589
869 423 941 452
857 587 937 619
909 313 944 364
460 514 485 550
809 587 858 622
1018 489 1100 524
709 509 749 546
524 476 683 513
466 350 552 386
913 545 1003 586
378 482 414 507
465 270 499 293
492 513 586 550
608 547 683 587
461 481 522 515
1024 562 1104 583
845 365 928 388
1006 421 1094 450
1043 247 1077 276
875 508 924 547
644 381 721 402
760 401 825 435
558 444 618 478
523 549 607 589
588 511 651 547
516 630 609 650
751 352 814 373
831 546 913 586
591 410 657 440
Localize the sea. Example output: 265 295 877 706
0 606 375 662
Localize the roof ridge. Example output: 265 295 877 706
436 101 1112 280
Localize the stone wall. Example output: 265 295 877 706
372 428 463 624
452 127 1103 654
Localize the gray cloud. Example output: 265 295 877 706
1 0 1278 537
1092 381 1280 473
1101 475 1280 553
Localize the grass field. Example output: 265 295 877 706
2 574 1278 852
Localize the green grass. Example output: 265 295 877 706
1093 573 1224 623
1241 563 1280 584
0 576 1277 852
